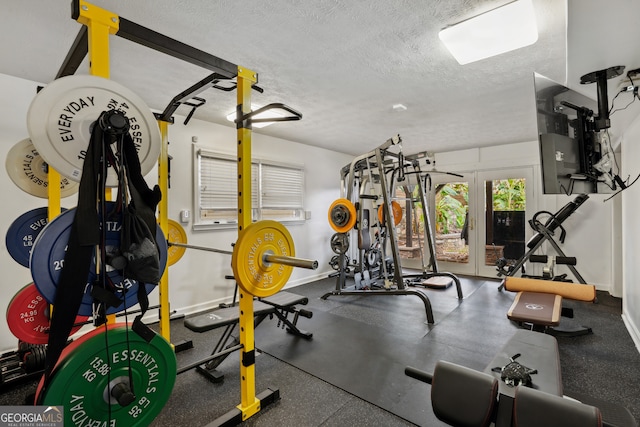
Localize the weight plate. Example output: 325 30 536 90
328 198 356 233
6 207 66 268
45 323 120 381
5 138 79 198
329 254 350 271
167 219 187 266
35 323 176 427
30 202 167 316
365 249 381 268
34 324 120 406
377 201 403 226
330 232 349 255
6 283 88 345
27 75 161 186
232 220 294 298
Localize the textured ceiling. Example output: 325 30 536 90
1 1 638 156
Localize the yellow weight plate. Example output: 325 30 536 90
232 220 294 298
328 198 356 233
167 219 187 266
378 200 403 226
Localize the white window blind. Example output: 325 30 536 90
194 146 305 228
261 163 304 209
199 155 236 210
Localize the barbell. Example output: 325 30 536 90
168 241 317 270
167 220 318 298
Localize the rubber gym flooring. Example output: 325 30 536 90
1 274 638 426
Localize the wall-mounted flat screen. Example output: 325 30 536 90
534 72 614 194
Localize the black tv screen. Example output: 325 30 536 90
534 72 614 194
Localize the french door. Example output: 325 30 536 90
425 167 535 278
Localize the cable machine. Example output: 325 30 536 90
325 136 465 324
396 154 463 297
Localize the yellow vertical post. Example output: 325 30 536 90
157 120 171 341
75 0 119 79
47 170 61 220
46 171 61 322
236 66 260 419
76 1 120 323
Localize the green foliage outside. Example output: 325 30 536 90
492 179 526 211
435 183 468 234
435 179 526 234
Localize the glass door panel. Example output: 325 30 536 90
476 168 534 277
429 173 477 276
396 184 426 269
435 182 469 264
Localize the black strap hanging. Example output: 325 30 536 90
42 109 162 393
42 116 106 389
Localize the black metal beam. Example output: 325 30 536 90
55 26 88 78
117 17 237 78
62 0 239 79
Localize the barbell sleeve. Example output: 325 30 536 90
263 254 318 270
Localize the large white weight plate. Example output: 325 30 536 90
27 75 161 187
5 138 79 198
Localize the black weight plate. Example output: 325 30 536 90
30 202 167 316
5 207 66 268
330 232 349 255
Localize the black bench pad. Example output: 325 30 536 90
484 329 562 397
184 291 307 333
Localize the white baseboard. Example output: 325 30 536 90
138 270 333 325
621 312 640 354
283 271 331 290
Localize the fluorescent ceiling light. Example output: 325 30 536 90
439 0 538 65
226 105 284 128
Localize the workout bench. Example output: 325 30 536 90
406 330 637 427
183 291 312 382
407 360 602 427
502 276 596 336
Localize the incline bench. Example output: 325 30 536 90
502 276 597 336
184 290 313 382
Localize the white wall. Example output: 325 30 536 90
621 114 640 350
0 72 352 352
156 116 352 317
433 140 618 292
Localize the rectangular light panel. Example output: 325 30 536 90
439 0 538 65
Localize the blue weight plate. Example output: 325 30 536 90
30 202 167 316
5 207 66 268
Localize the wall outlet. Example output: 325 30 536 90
180 209 190 223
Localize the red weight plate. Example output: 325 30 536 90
6 283 89 345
